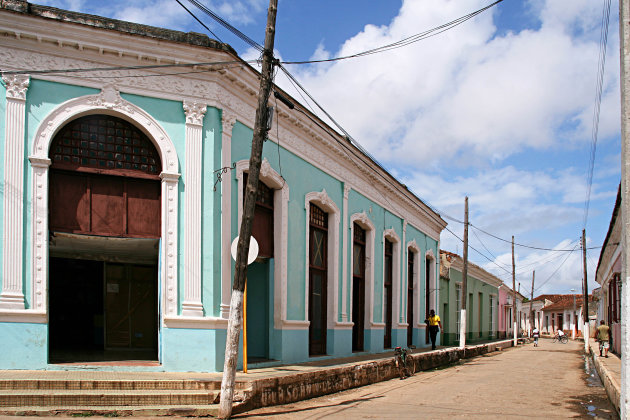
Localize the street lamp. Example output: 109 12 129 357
570 288 576 339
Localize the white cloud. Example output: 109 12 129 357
281 0 620 169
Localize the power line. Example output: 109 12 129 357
184 0 263 52
471 223 601 251
174 0 223 43
533 242 581 293
282 0 504 65
583 0 611 229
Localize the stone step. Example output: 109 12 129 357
0 404 230 417
0 378 249 391
0 389 223 407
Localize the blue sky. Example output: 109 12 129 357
38 0 621 296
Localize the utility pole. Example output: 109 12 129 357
619 1 629 417
582 229 590 353
218 0 278 418
512 236 517 346
529 271 535 336
459 196 468 349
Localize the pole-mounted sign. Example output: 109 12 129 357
230 236 259 374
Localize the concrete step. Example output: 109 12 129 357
0 378 249 391
0 389 223 407
0 404 232 417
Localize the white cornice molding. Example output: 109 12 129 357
0 310 47 323
164 316 228 329
0 17 445 240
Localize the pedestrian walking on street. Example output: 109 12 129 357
532 327 540 347
426 309 443 350
595 320 611 358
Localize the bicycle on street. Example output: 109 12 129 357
394 345 415 379
552 332 568 344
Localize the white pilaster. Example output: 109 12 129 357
220 112 236 319
401 221 407 324
29 157 51 312
341 184 350 322
161 172 180 317
181 100 207 317
0 74 29 310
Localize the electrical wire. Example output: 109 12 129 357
185 0 264 52
174 0 224 43
471 224 600 251
533 242 581 293
583 0 611 229
282 0 504 65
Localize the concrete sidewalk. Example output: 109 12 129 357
0 340 514 416
588 337 622 416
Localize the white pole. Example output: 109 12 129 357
459 309 467 349
619 0 630 416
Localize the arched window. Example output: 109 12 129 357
50 114 161 177
48 115 161 238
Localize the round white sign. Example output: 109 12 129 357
230 236 259 265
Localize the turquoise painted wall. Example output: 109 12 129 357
162 327 226 372
441 267 499 345
0 322 47 369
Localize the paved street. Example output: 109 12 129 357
235 339 618 419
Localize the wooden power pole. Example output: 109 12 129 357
218 0 278 418
459 196 468 348
512 236 517 346
529 271 535 336
582 228 589 353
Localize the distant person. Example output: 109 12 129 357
595 320 611 358
556 329 565 338
532 327 540 347
425 309 443 350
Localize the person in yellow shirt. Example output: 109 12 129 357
426 309 443 350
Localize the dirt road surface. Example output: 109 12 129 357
235 339 617 419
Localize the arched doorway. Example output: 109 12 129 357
47 114 161 363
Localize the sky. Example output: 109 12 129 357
37 0 622 297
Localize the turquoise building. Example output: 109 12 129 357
439 251 502 346
0 1 446 372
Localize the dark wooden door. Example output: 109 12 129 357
383 240 393 349
308 203 328 355
425 257 431 344
352 224 366 352
105 263 157 350
407 250 414 346
244 174 274 258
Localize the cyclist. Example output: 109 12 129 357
595 320 611 358
556 329 565 340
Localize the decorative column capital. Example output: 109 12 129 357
221 112 237 136
183 100 207 126
343 184 351 199
3 74 29 100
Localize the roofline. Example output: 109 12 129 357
595 182 621 279
1 0 447 232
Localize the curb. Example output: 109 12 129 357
589 345 621 416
